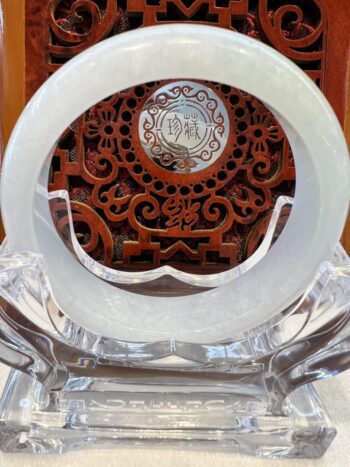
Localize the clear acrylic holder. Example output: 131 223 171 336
0 194 349 458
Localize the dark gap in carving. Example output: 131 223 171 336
179 0 198 8
127 12 144 29
215 0 231 8
130 251 155 264
157 3 218 22
160 252 200 266
205 251 231 265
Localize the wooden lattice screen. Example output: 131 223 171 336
2 1 350 271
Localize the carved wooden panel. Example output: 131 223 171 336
24 0 330 272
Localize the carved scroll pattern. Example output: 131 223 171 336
47 0 325 272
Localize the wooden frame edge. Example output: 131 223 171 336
1 0 25 152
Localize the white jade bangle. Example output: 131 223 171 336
1 25 349 343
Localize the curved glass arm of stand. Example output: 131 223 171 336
0 193 350 408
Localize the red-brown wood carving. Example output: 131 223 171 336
25 0 327 272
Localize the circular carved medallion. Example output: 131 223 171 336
139 81 230 173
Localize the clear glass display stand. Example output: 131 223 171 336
0 195 349 458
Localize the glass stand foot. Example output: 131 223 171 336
0 369 336 458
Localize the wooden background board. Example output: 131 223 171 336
1 0 24 151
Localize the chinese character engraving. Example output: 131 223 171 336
167 115 182 142
163 198 201 230
184 114 200 141
140 81 229 173
167 113 200 142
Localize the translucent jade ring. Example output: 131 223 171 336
1 25 349 343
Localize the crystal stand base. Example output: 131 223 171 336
0 369 336 458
